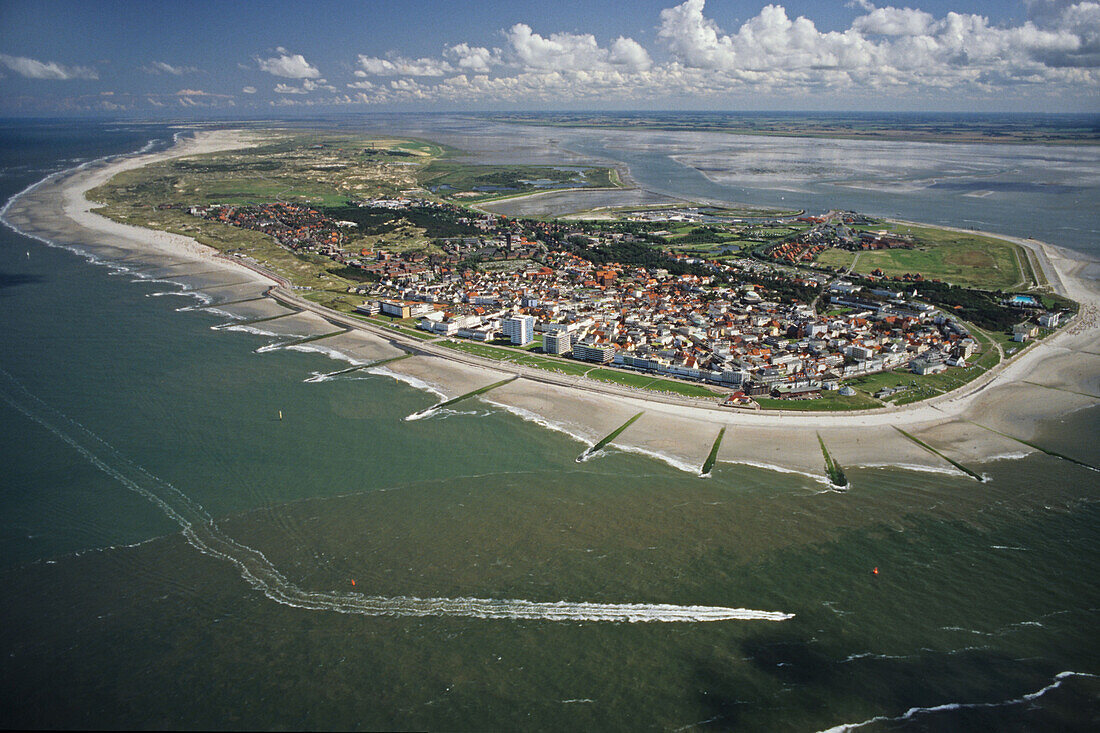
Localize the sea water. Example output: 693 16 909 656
0 119 1097 730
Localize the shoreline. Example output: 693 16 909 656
7 129 1099 479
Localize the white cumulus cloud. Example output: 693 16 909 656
241 2 1100 108
0 54 98 80
356 54 453 76
257 48 320 78
143 60 198 76
274 82 308 94
444 43 503 73
504 23 652 72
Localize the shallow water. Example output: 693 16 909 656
348 115 1100 257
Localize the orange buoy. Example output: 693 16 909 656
872 567 879 575
351 579 357 586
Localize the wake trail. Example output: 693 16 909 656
0 369 791 624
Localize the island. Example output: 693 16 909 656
9 127 1096 487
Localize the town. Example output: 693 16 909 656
187 197 1062 408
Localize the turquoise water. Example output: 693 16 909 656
0 121 1097 730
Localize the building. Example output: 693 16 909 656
573 343 616 363
355 301 381 316
1038 312 1061 328
911 357 947 375
379 299 411 318
503 314 535 346
1013 322 1039 342
543 331 572 355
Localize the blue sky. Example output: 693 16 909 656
0 0 1096 115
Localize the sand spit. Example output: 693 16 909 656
10 129 1100 482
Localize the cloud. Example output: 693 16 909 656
175 88 210 96
208 1 1100 109
274 82 308 94
852 7 935 36
610 37 653 71
143 60 198 75
504 23 651 72
273 77 335 94
0 53 98 80
654 0 1100 89
257 48 320 78
356 54 454 76
242 85 257 94
444 43 503 73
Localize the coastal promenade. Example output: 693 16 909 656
261 261 1094 429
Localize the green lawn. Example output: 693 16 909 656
434 341 719 396
586 368 719 398
756 391 881 411
194 177 349 206
815 222 1030 290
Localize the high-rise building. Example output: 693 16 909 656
572 343 616 363
502 314 535 346
543 331 571 355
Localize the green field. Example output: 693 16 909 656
85 131 454 290
844 345 1001 406
815 222 1032 290
755 391 881 411
585 369 719 398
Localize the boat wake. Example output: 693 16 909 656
0 368 791 625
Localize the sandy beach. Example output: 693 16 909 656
6 129 1098 482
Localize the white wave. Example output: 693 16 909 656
221 323 283 338
190 306 238 320
404 406 438 422
853 461 963 477
368 365 447 400
129 275 188 288
283 342 362 366
840 652 910 663
612 442 702 476
991 545 1030 551
480 398 590 446
303 369 361 384
719 459 832 487
976 451 1033 463
0 135 169 269
941 626 994 636
51 534 167 562
0 368 792 625
817 671 1096 733
148 289 200 299
149 290 215 307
